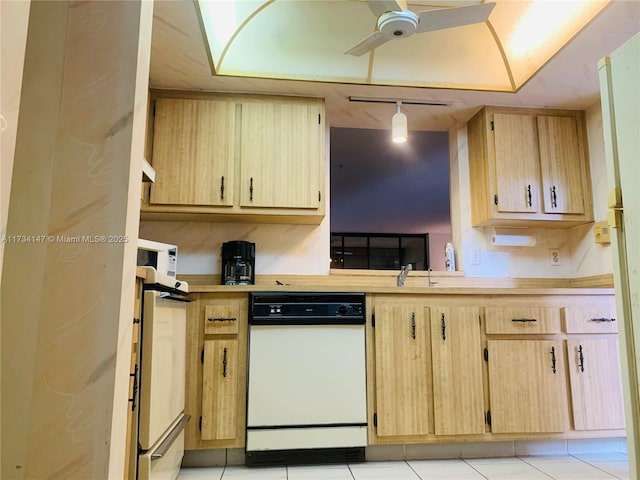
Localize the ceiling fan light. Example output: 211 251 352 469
392 108 408 144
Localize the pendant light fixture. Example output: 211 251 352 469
392 101 407 143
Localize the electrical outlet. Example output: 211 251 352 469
471 249 481 265
550 249 561 266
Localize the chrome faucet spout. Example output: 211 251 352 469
397 264 413 287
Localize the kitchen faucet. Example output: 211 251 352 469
397 264 412 287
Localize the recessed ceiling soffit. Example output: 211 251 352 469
196 0 610 92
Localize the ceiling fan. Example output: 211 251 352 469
345 0 496 56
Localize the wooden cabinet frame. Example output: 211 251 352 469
468 106 593 227
184 294 248 450
141 90 326 224
366 293 625 446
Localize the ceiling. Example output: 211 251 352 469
150 0 640 132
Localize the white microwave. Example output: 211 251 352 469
137 238 177 277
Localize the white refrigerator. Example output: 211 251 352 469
598 32 640 480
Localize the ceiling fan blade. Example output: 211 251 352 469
345 31 390 56
415 2 495 33
365 0 405 17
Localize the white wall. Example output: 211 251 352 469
571 102 614 277
450 103 612 278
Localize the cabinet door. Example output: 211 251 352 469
201 338 239 441
150 98 235 206
537 115 586 214
239 100 322 209
374 304 431 436
487 339 568 433
430 307 484 435
566 338 625 430
492 113 541 213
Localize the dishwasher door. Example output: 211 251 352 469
246 322 367 452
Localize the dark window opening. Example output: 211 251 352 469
330 233 429 271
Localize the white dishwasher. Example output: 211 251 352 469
246 293 367 466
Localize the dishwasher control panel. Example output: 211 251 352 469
249 293 365 323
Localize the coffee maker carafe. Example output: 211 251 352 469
221 241 255 285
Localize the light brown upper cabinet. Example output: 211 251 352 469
468 106 593 227
150 97 236 207
239 100 324 210
142 91 326 224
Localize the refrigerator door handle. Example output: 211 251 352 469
151 414 190 461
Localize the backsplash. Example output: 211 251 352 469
139 219 331 276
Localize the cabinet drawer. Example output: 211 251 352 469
485 306 560 334
563 305 617 334
204 304 240 334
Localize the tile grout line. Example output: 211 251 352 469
460 458 495 480
516 456 560 480
404 459 423 480
346 462 357 480
569 454 625 480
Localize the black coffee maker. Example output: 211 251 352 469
221 241 255 285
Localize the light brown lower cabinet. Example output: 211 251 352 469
183 293 624 453
374 303 431 437
371 300 485 439
201 338 239 440
486 339 569 433
184 294 247 450
430 306 485 435
566 337 626 430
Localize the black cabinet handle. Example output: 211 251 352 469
512 318 537 323
249 177 254 201
208 317 237 322
578 345 584 372
550 185 557 208
551 346 556 374
128 364 139 412
222 347 228 377
527 184 532 207
411 312 416 340
220 176 225 200
589 317 616 323
441 313 446 341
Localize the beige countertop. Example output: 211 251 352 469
180 270 614 296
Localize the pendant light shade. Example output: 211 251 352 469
392 102 407 143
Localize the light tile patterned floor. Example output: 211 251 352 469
177 453 629 480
